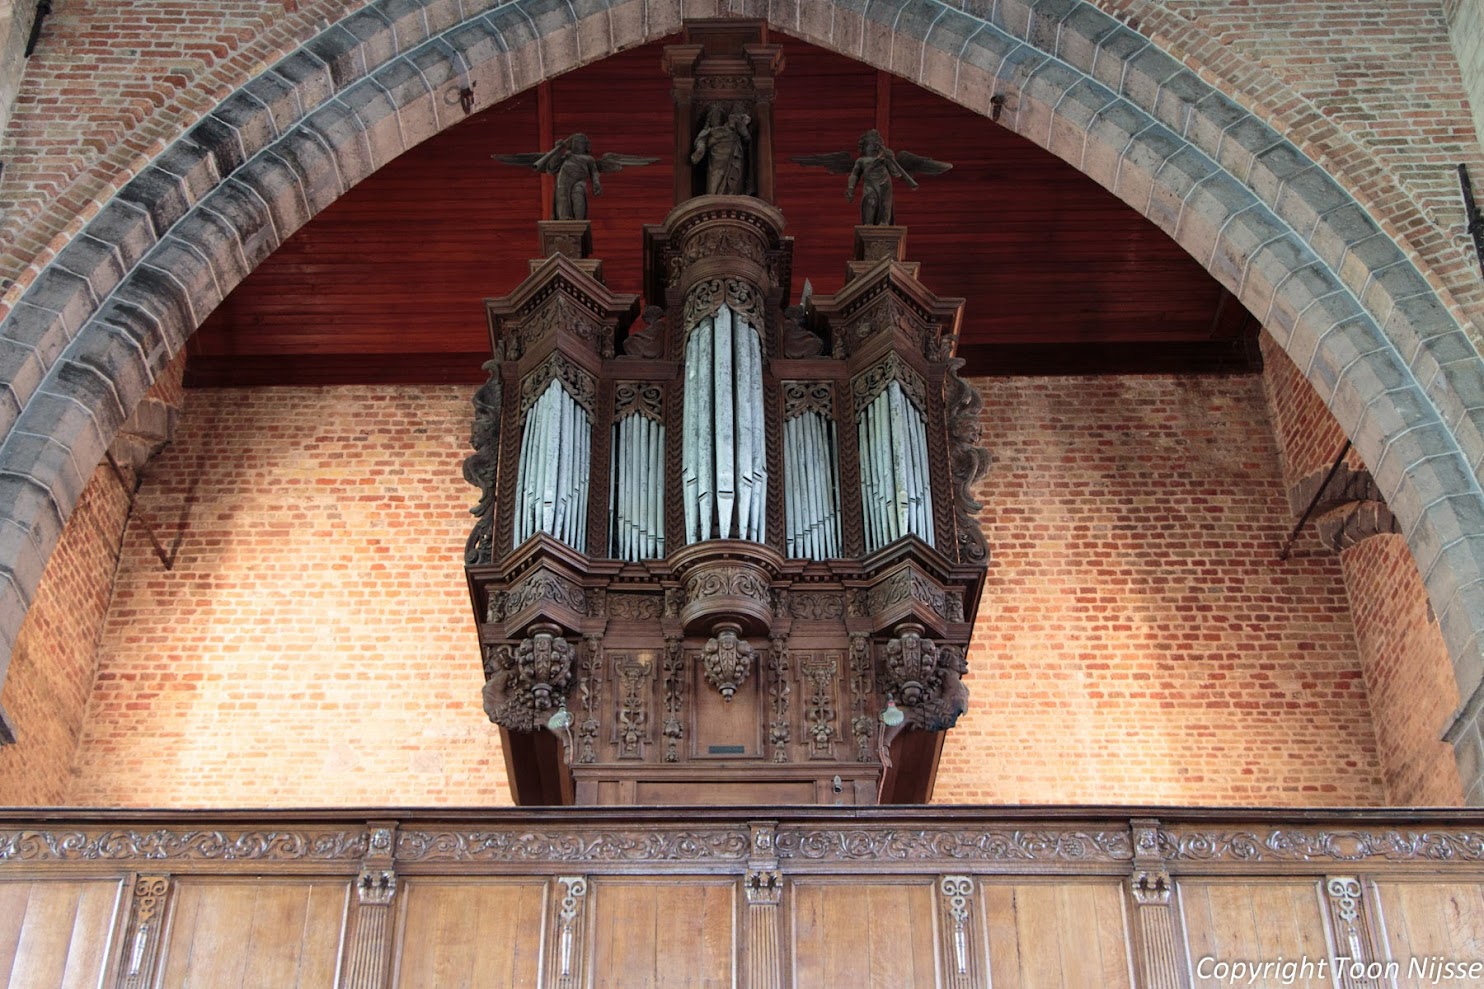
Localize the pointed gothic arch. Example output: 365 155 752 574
3 0 1484 796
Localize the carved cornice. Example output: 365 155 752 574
0 828 369 862
395 828 751 863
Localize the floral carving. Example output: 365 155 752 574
615 654 652 757
662 637 685 763
614 382 664 423
768 634 791 762
867 568 948 619
789 590 845 621
801 655 839 759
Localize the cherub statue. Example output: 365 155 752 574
493 133 658 220
690 102 752 196
792 129 952 225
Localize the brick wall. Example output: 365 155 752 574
934 374 1382 805
1340 534 1464 805
48 376 1386 808
0 461 130 804
1260 332 1463 806
65 385 510 807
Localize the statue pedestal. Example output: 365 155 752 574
848 225 919 281
533 220 603 281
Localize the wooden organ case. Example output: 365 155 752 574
464 22 989 805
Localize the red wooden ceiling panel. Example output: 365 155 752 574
188 35 1248 385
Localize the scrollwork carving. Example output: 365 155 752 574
682 277 765 334
1159 828 1484 863
781 381 832 421
521 351 598 417
867 568 948 619
608 593 663 621
577 634 603 764
462 359 502 566
944 347 991 565
851 351 927 414
849 633 874 762
768 634 791 762
774 828 1133 862
614 382 664 423
0 829 368 862
789 590 845 621
504 570 588 619
615 654 653 757
396 828 751 863
684 567 770 606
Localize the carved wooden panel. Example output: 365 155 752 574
791 879 938 986
392 879 546 988
0 878 122 989
588 878 735 988
1179 880 1332 989
156 879 347 988
1373 881 1484 987
982 881 1134 989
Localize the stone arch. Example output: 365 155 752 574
3 0 1484 796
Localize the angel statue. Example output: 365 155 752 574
493 133 658 221
792 129 952 226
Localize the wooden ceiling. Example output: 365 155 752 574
186 36 1255 387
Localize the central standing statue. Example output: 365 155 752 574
691 103 752 196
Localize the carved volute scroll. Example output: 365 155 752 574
116 875 172 989
466 18 988 808
340 822 399 989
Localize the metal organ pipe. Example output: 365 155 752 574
857 380 935 553
682 303 767 544
609 411 667 562
783 405 842 560
514 380 591 551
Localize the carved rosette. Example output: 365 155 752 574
703 623 756 701
482 624 578 732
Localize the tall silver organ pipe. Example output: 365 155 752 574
784 410 842 559
513 379 591 550
681 303 767 543
857 379 934 552
610 411 666 561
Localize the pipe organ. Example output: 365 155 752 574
462 21 989 805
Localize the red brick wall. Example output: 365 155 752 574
1339 534 1464 805
53 377 1387 808
66 385 510 807
1258 332 1365 502
933 374 1382 805
0 462 130 804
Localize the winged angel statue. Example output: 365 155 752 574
493 133 658 221
792 129 952 226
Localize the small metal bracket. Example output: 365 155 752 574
1459 164 1484 278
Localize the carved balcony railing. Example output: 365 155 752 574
3 806 1483 988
